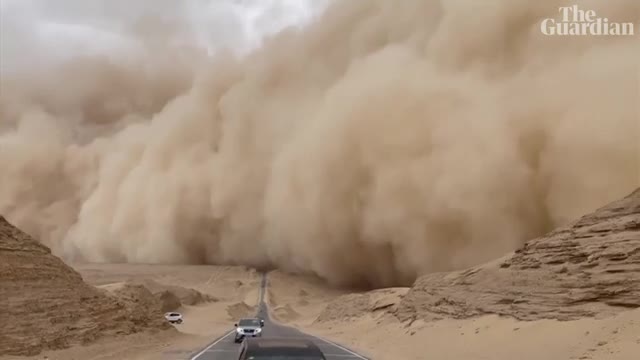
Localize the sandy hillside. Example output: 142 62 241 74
74 263 263 339
270 188 640 360
265 270 353 326
396 187 640 322
308 309 640 360
0 216 172 358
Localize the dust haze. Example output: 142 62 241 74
1 0 638 288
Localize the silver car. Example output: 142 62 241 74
234 318 264 343
164 312 183 324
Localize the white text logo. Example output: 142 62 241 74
540 5 634 36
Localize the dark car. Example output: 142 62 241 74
234 318 265 343
236 338 326 360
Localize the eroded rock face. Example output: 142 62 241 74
0 216 170 356
132 278 218 306
315 288 409 323
396 188 640 322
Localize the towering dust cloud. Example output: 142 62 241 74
1 0 638 288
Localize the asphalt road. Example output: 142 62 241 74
188 273 369 360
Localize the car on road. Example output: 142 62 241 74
164 312 183 324
234 317 265 343
236 338 327 360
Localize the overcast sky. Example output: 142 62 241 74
0 0 330 74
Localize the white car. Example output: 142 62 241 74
234 318 264 343
164 312 183 324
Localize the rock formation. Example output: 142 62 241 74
0 216 171 356
396 188 640 322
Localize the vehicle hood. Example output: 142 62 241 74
238 326 260 330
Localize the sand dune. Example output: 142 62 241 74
265 270 350 327
307 310 640 360
74 262 262 335
97 279 216 312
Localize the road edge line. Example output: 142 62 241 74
306 333 369 359
189 330 235 360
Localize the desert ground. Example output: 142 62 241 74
0 258 263 360
267 272 640 360
2 187 639 359
2 261 639 360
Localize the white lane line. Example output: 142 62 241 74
261 273 367 359
309 335 368 359
190 330 235 360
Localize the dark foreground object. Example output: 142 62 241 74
238 338 326 359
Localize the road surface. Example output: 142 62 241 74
188 273 369 360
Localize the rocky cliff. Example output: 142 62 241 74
0 216 171 356
396 188 640 322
